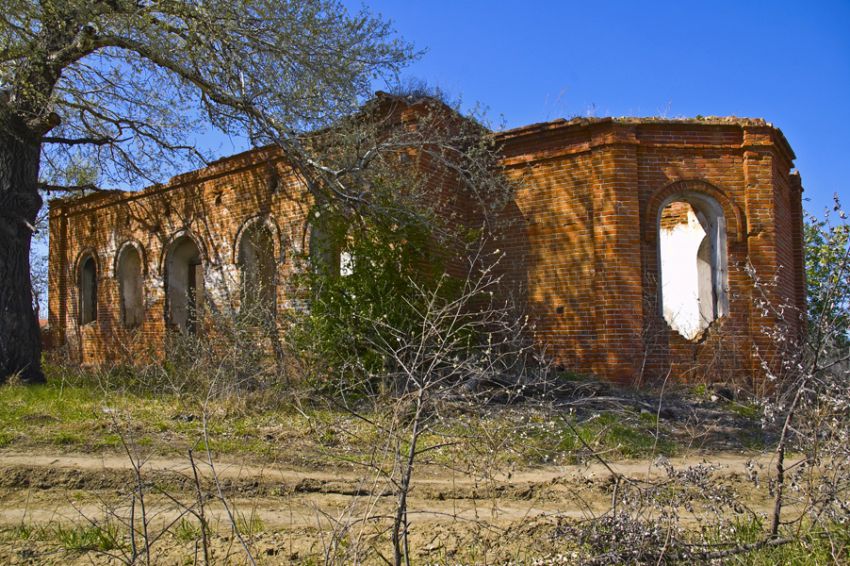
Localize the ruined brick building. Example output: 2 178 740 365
47 95 806 386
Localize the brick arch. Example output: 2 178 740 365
644 179 744 243
158 229 207 277
74 249 100 326
73 248 101 278
114 240 147 329
114 240 148 277
232 215 284 265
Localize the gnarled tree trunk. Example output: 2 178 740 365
0 116 44 383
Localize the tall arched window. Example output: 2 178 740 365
658 193 728 340
78 254 97 325
309 222 352 277
237 222 276 316
165 235 203 333
117 244 144 328
309 222 337 276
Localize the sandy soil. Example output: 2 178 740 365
0 448 781 564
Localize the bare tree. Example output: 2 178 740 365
302 240 554 565
0 0 415 382
760 198 849 552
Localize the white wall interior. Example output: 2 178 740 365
166 236 202 332
118 246 144 327
659 202 714 340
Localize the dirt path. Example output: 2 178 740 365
0 449 775 484
0 449 779 564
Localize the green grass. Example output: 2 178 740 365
7 522 39 541
506 411 676 465
52 431 85 446
705 518 850 565
53 522 123 552
172 518 205 543
741 536 849 565
0 364 681 468
692 383 709 398
0 367 352 465
236 510 265 536
0 430 15 448
728 401 763 420
0 375 185 454
561 413 675 459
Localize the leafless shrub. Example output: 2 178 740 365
552 200 850 564
305 244 564 565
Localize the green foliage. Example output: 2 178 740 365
291 205 455 389
510 412 676 464
804 207 850 351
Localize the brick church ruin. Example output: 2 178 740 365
47 94 806 385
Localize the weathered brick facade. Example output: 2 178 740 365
48 102 805 386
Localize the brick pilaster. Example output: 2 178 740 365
47 202 68 348
743 126 784 381
590 124 644 383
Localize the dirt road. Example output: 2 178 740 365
0 449 778 564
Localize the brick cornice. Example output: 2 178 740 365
58 150 293 217
498 118 796 170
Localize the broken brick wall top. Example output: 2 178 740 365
48 112 805 387
491 116 804 386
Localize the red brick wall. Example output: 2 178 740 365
48 114 806 387
48 147 312 365
494 118 804 386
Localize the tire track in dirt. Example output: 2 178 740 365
0 450 784 564
0 450 777 525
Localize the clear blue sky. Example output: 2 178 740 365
348 0 849 214
34 1 850 314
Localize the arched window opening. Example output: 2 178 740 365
309 223 339 276
238 223 276 316
78 254 97 325
165 235 203 333
309 223 354 278
658 195 728 340
117 245 144 328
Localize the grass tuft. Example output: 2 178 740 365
53 522 123 552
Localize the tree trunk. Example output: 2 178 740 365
0 118 45 384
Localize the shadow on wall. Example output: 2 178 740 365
494 163 592 373
62 155 312 364
59 134 779 390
